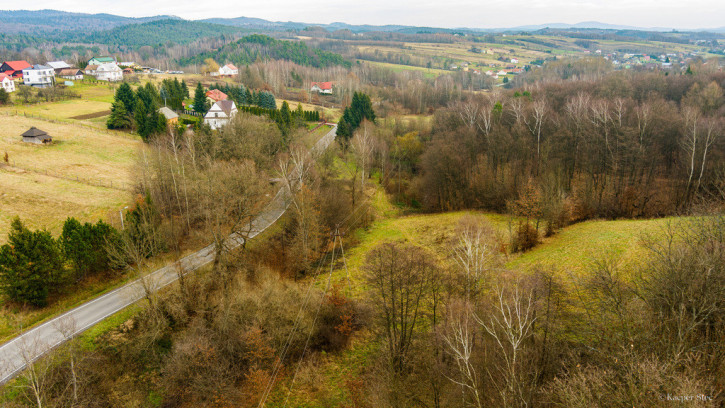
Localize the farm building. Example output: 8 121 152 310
310 82 333 94
47 61 71 74
0 73 15 93
22 127 52 144
22 65 55 88
58 69 84 80
204 100 237 130
0 60 31 79
158 107 179 125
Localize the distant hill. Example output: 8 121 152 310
1 9 723 41
0 9 178 33
76 19 248 48
200 17 409 33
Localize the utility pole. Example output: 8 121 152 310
119 206 129 229
331 228 350 285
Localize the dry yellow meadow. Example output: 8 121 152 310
0 115 141 242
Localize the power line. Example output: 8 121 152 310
256 243 331 408
281 228 342 407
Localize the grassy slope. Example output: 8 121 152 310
0 82 117 128
0 115 139 241
506 217 676 279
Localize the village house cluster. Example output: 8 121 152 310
0 56 187 92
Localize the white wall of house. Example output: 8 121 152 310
91 63 122 82
22 66 54 88
60 74 84 80
218 65 238 76
203 102 238 130
1 77 15 93
311 85 332 94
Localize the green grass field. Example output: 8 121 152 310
325 206 673 296
506 217 675 279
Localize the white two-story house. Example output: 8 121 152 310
86 62 122 82
0 73 15 93
204 100 237 130
22 64 55 88
218 63 238 76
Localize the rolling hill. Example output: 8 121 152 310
0 9 178 33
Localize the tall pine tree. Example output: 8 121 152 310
193 82 209 115
0 218 64 307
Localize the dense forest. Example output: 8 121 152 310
179 34 352 69
66 19 249 49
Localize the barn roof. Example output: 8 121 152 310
22 127 49 137
90 56 115 63
47 61 71 69
159 107 179 120
58 68 82 76
205 89 228 102
2 60 31 71
311 81 333 90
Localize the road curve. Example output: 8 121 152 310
0 124 337 385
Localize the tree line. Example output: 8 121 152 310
107 82 177 141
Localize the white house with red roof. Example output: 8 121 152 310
0 73 15 93
218 64 238 76
310 81 333 94
0 60 31 79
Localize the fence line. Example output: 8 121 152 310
0 110 126 136
1 160 132 192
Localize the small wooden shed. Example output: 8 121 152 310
22 127 52 144
158 107 179 125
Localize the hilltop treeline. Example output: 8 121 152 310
67 19 247 49
179 34 351 69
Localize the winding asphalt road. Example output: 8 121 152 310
0 124 337 385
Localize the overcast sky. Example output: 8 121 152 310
8 0 725 29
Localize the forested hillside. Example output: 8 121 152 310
179 34 351 68
70 19 248 48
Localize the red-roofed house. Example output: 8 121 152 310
0 60 31 79
310 81 333 95
218 64 238 76
0 73 15 93
206 89 228 104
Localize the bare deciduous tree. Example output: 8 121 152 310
365 242 438 376
441 300 482 408
452 216 498 300
475 281 537 408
